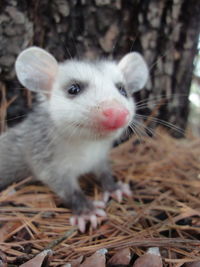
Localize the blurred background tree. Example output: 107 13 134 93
0 0 200 136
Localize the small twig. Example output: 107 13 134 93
45 228 77 250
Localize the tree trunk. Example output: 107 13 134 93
135 0 200 137
0 0 200 136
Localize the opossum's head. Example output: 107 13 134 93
15 47 148 140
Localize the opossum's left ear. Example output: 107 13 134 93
15 46 58 94
118 52 149 93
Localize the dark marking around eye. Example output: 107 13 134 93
116 83 128 98
63 81 86 97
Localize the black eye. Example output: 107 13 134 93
116 83 128 98
67 83 82 95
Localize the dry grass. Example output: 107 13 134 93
0 129 200 266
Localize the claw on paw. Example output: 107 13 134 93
117 181 132 197
70 201 107 233
103 181 132 203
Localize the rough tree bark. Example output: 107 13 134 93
135 0 200 137
0 0 200 136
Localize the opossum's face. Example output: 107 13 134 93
49 61 136 139
15 47 148 140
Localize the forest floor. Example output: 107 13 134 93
0 128 200 267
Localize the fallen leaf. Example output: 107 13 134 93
108 248 131 265
19 249 53 267
80 248 107 267
64 256 83 267
132 247 162 267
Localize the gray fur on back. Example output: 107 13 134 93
0 102 55 190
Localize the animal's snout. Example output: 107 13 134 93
101 107 129 129
96 101 130 130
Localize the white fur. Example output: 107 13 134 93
49 60 135 140
15 47 148 182
53 137 111 177
47 60 133 178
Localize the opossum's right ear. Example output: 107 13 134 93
15 47 58 93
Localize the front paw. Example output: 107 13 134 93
103 181 132 203
70 200 106 233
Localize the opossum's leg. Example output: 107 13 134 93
35 171 106 232
94 161 132 203
66 185 106 233
65 181 106 233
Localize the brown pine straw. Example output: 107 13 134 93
0 128 200 266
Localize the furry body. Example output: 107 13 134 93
0 47 148 226
0 102 114 211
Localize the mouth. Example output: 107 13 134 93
93 123 127 138
73 120 127 139
100 124 124 132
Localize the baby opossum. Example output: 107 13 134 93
0 47 148 232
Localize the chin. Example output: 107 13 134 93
91 126 124 141
66 123 125 141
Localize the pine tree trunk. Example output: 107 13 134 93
135 0 200 137
0 0 200 136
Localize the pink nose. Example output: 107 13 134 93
100 107 129 130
